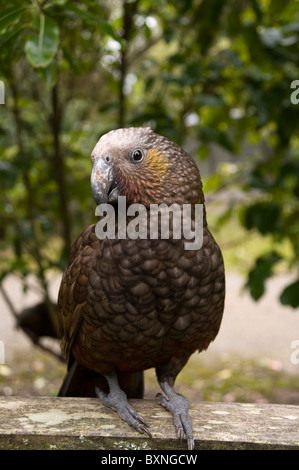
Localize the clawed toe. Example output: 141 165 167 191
95 371 194 448
156 382 194 449
95 371 152 438
138 423 152 438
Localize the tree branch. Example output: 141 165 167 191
10 77 51 304
118 0 141 127
50 82 72 256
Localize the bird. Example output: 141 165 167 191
58 127 225 450
18 302 59 341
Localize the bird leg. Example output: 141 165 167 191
156 380 194 450
95 369 152 438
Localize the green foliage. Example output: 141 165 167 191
25 15 59 68
0 0 298 309
246 251 281 301
280 280 299 308
241 202 282 236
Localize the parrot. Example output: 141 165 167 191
58 127 225 450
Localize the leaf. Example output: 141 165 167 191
61 46 81 74
0 25 26 49
0 5 28 34
65 4 119 40
243 23 267 64
260 27 283 48
246 251 281 301
216 205 235 228
196 93 224 108
203 173 221 192
0 160 17 188
39 61 57 89
196 144 209 161
24 14 59 68
280 280 299 308
241 202 281 235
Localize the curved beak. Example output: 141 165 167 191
90 155 118 205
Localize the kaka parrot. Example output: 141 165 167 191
58 127 225 450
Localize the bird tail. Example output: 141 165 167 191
58 360 144 399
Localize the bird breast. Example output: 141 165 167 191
72 230 224 374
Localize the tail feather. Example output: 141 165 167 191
58 360 144 399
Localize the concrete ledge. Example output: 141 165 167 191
0 396 299 450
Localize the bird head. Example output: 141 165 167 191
91 127 204 207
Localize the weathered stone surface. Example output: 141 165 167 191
0 397 298 450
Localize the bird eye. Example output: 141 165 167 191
131 149 144 162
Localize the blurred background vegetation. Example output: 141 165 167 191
0 0 299 399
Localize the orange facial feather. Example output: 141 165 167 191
146 148 170 176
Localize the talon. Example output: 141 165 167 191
95 370 151 438
138 424 152 438
188 438 195 451
156 381 194 449
137 415 148 426
177 426 184 442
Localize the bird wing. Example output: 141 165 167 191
58 224 145 399
58 224 100 363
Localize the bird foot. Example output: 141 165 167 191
156 381 194 450
95 371 152 438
